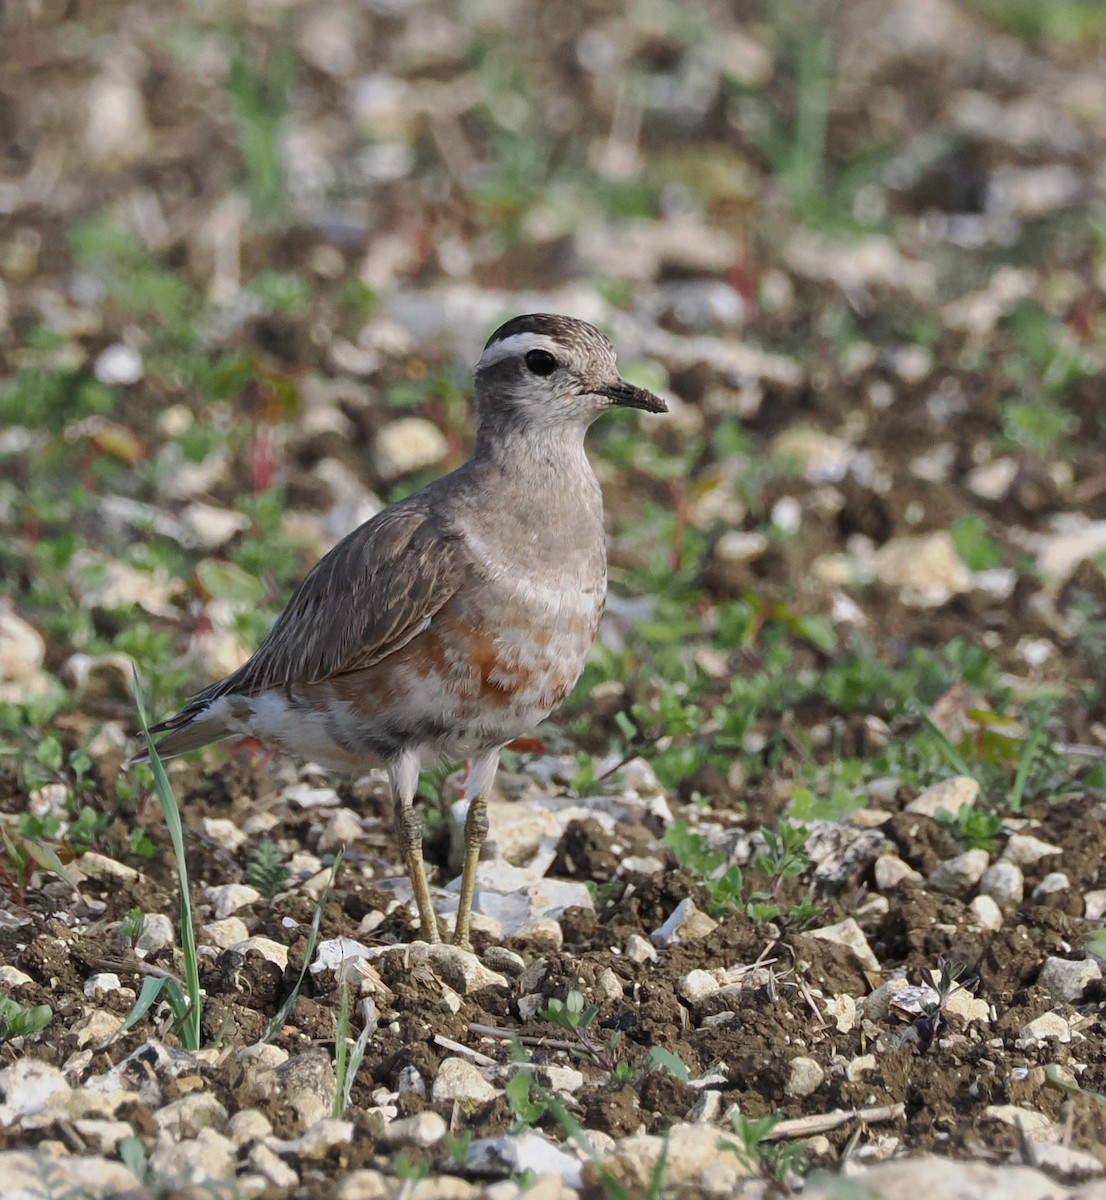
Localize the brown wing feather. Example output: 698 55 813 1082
167 503 467 721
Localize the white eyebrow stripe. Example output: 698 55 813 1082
475 332 562 370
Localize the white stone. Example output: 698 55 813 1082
596 968 624 1001
874 854 924 889
1031 872 1070 901
373 417 448 481
1031 1143 1104 1177
206 883 261 919
135 913 175 954
180 502 251 549
318 807 363 851
232 936 290 970
229 1109 273 1147
906 776 979 819
154 1093 229 1140
772 427 855 482
786 1056 825 1097
978 860 1024 905
625 934 658 963
927 849 989 897
0 1059 69 1126
584 1121 751 1194
93 343 143 385
679 969 721 1003
808 917 880 973
150 1127 236 1189
0 966 34 988
201 917 251 950
983 1104 1053 1133
1085 889 1106 920
407 942 509 995
872 532 971 607
380 1111 448 1148
298 1118 354 1159
1019 1012 1071 1045
79 852 140 883
969 895 1004 931
83 973 122 997
650 898 719 948
966 458 1018 502
202 817 246 852
1038 956 1101 1003
431 1056 497 1107
249 1142 299 1190
1003 833 1061 865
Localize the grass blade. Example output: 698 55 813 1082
132 667 203 1050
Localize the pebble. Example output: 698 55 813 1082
969 895 1004 931
93 343 143 385
679 969 721 1003
154 1093 229 1141
1019 1012 1071 1045
625 933 658 963
298 1118 354 1159
318 807 363 851
1037 956 1101 1003
150 1127 236 1189
596 968 624 1001
906 776 979 819
1031 1143 1104 1178
228 1108 273 1147
584 1121 751 1194
78 852 140 883
0 1149 140 1198
242 1051 335 1132
135 913 175 954
539 1065 585 1094
808 917 880 973
231 936 290 970
202 917 251 949
1085 889 1106 920
871 532 971 607
69 1009 123 1048
408 942 509 994
686 1089 723 1124
202 817 247 852
381 1111 447 1147
72 1119 133 1153
374 417 448 481
431 1056 498 1107
650 898 719 948
83 973 122 998
1003 834 1061 866
927 848 990 897
206 883 261 919
0 966 34 988
1031 871 1070 901
250 1142 300 1189
786 1056 825 1097
983 1104 1053 1133
977 860 1024 905
0 1060 69 1126
874 853 924 889
846 1053 877 1081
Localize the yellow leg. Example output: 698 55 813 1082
452 749 500 948
388 753 439 943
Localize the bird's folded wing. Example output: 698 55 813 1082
199 506 467 702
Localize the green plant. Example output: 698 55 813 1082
246 839 291 899
0 996 53 1042
333 981 372 1118
121 907 147 947
0 825 77 907
719 1110 808 1185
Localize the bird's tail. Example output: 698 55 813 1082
127 699 233 767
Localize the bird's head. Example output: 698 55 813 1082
474 313 667 433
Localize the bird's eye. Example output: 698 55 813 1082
524 349 558 376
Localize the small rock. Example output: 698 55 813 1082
872 532 971 607
0 966 35 988
969 895 1004 931
874 854 924 890
482 946 526 978
202 917 250 949
229 1109 273 1147
539 1065 585 1094
846 1054 877 1081
966 458 1018 501
431 1056 497 1107
1038 956 1101 1003
206 883 261 919
0 1149 139 1198
625 933 658 963
978 860 1024 905
786 1056 825 1097
72 1119 133 1153
150 1127 236 1189
927 848 990 898
381 1110 447 1148
202 817 246 852
1085 889 1106 920
1031 871 1070 901
686 1089 723 1124
93 343 143 385
906 776 979 819
374 417 448 481
983 1104 1053 1133
154 1093 229 1141
596 968 624 1001
250 1142 300 1189
650 898 719 948
298 1117 354 1159
83 973 122 997
135 912 175 954
1019 1012 1071 1045
69 1009 123 1048
0 1059 70 1126
1031 1143 1105 1178
409 941 509 994
679 969 721 1003
583 1121 751 1194
242 1051 335 1132
231 936 290 970
808 917 880 973
79 852 140 883
1003 833 1062 866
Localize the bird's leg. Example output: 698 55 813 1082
387 752 439 943
453 748 502 949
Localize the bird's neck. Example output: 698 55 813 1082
472 413 596 485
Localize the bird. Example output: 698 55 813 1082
133 313 667 946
